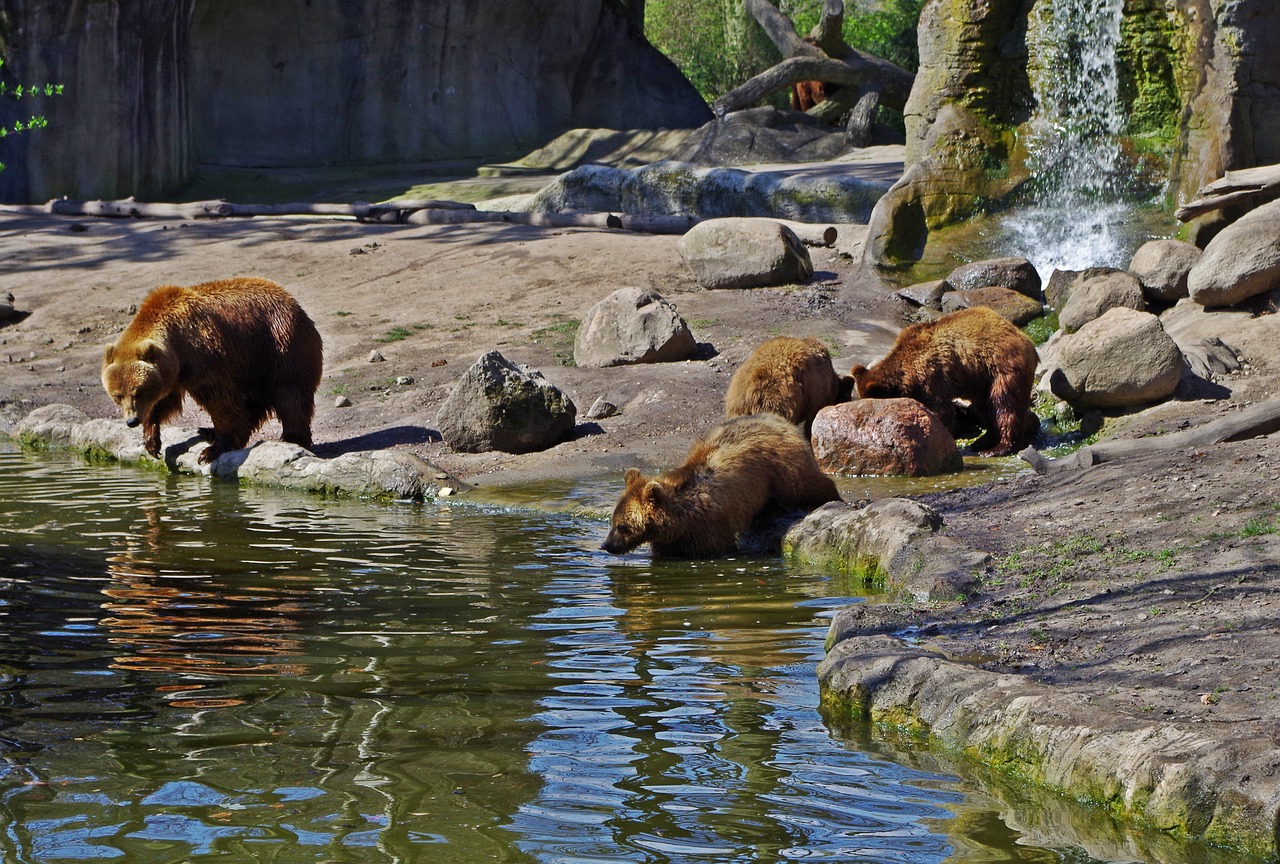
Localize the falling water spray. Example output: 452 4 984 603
1002 0 1145 281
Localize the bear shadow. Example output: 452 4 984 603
313 425 440 457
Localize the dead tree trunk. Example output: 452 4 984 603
1176 163 1280 221
713 0 913 123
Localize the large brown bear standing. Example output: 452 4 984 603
601 413 841 558
849 306 1039 456
101 277 323 464
725 336 852 435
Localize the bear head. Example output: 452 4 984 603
101 338 176 428
849 364 899 400
601 467 676 555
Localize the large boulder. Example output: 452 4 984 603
945 257 1043 300
1048 308 1183 410
437 351 577 454
811 399 962 477
1129 239 1201 305
526 160 890 223
679 218 813 290
573 287 696 368
940 286 1045 326
1058 270 1146 333
1187 198 1280 307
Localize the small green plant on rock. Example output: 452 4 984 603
0 58 64 173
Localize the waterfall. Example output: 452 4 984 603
1000 0 1146 282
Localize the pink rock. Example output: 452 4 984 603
811 398 962 476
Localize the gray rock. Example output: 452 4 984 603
679 218 813 290
13 403 91 446
1059 270 1146 333
437 350 577 454
1129 238 1201 304
573 287 696 368
0 291 15 320
1049 308 1182 409
896 279 949 310
1188 197 1280 307
527 160 890 224
585 396 619 420
940 286 1046 326
811 399 962 477
783 498 985 602
946 257 1042 300
12 405 466 500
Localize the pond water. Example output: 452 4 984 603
0 442 1111 863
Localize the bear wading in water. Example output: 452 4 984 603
601 413 841 558
850 306 1039 456
725 335 852 435
101 277 323 464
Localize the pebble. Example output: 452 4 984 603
369 350 385 363
396 376 414 385
334 395 352 408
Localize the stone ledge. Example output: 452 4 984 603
817 631 1280 860
12 404 465 502
783 499 988 602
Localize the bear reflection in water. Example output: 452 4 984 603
602 413 841 559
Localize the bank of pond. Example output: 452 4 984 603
0 430 1261 864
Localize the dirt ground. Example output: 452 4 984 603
2 207 1279 756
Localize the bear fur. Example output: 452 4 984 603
101 277 323 463
601 413 841 558
849 306 1039 456
725 336 852 435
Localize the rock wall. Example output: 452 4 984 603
865 0 1280 268
0 0 710 202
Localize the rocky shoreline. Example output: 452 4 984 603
3 209 1280 860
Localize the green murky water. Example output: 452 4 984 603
0 442 1133 863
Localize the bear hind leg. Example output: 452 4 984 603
274 389 316 450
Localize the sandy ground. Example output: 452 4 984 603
3 205 1280 784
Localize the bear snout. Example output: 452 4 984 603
125 415 142 428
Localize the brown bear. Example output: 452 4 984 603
725 336 852 435
101 277 323 464
850 306 1039 456
601 413 841 558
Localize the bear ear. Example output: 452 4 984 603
642 479 665 504
623 467 644 487
102 343 115 364
136 339 162 363
837 374 856 401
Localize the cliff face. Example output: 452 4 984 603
0 0 710 202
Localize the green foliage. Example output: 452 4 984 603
0 58 63 172
645 0 927 103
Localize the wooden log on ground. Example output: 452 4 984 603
1176 163 1280 221
3 197 477 221
402 208 699 235
1021 396 1280 473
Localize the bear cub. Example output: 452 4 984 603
601 413 841 558
725 336 852 436
101 277 323 463
850 306 1038 456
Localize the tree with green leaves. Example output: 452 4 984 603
0 58 62 172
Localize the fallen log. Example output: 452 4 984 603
2 196 841 241
1175 163 1280 221
0 197 476 221
1020 396 1280 473
400 208 698 234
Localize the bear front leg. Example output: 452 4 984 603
141 392 184 458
